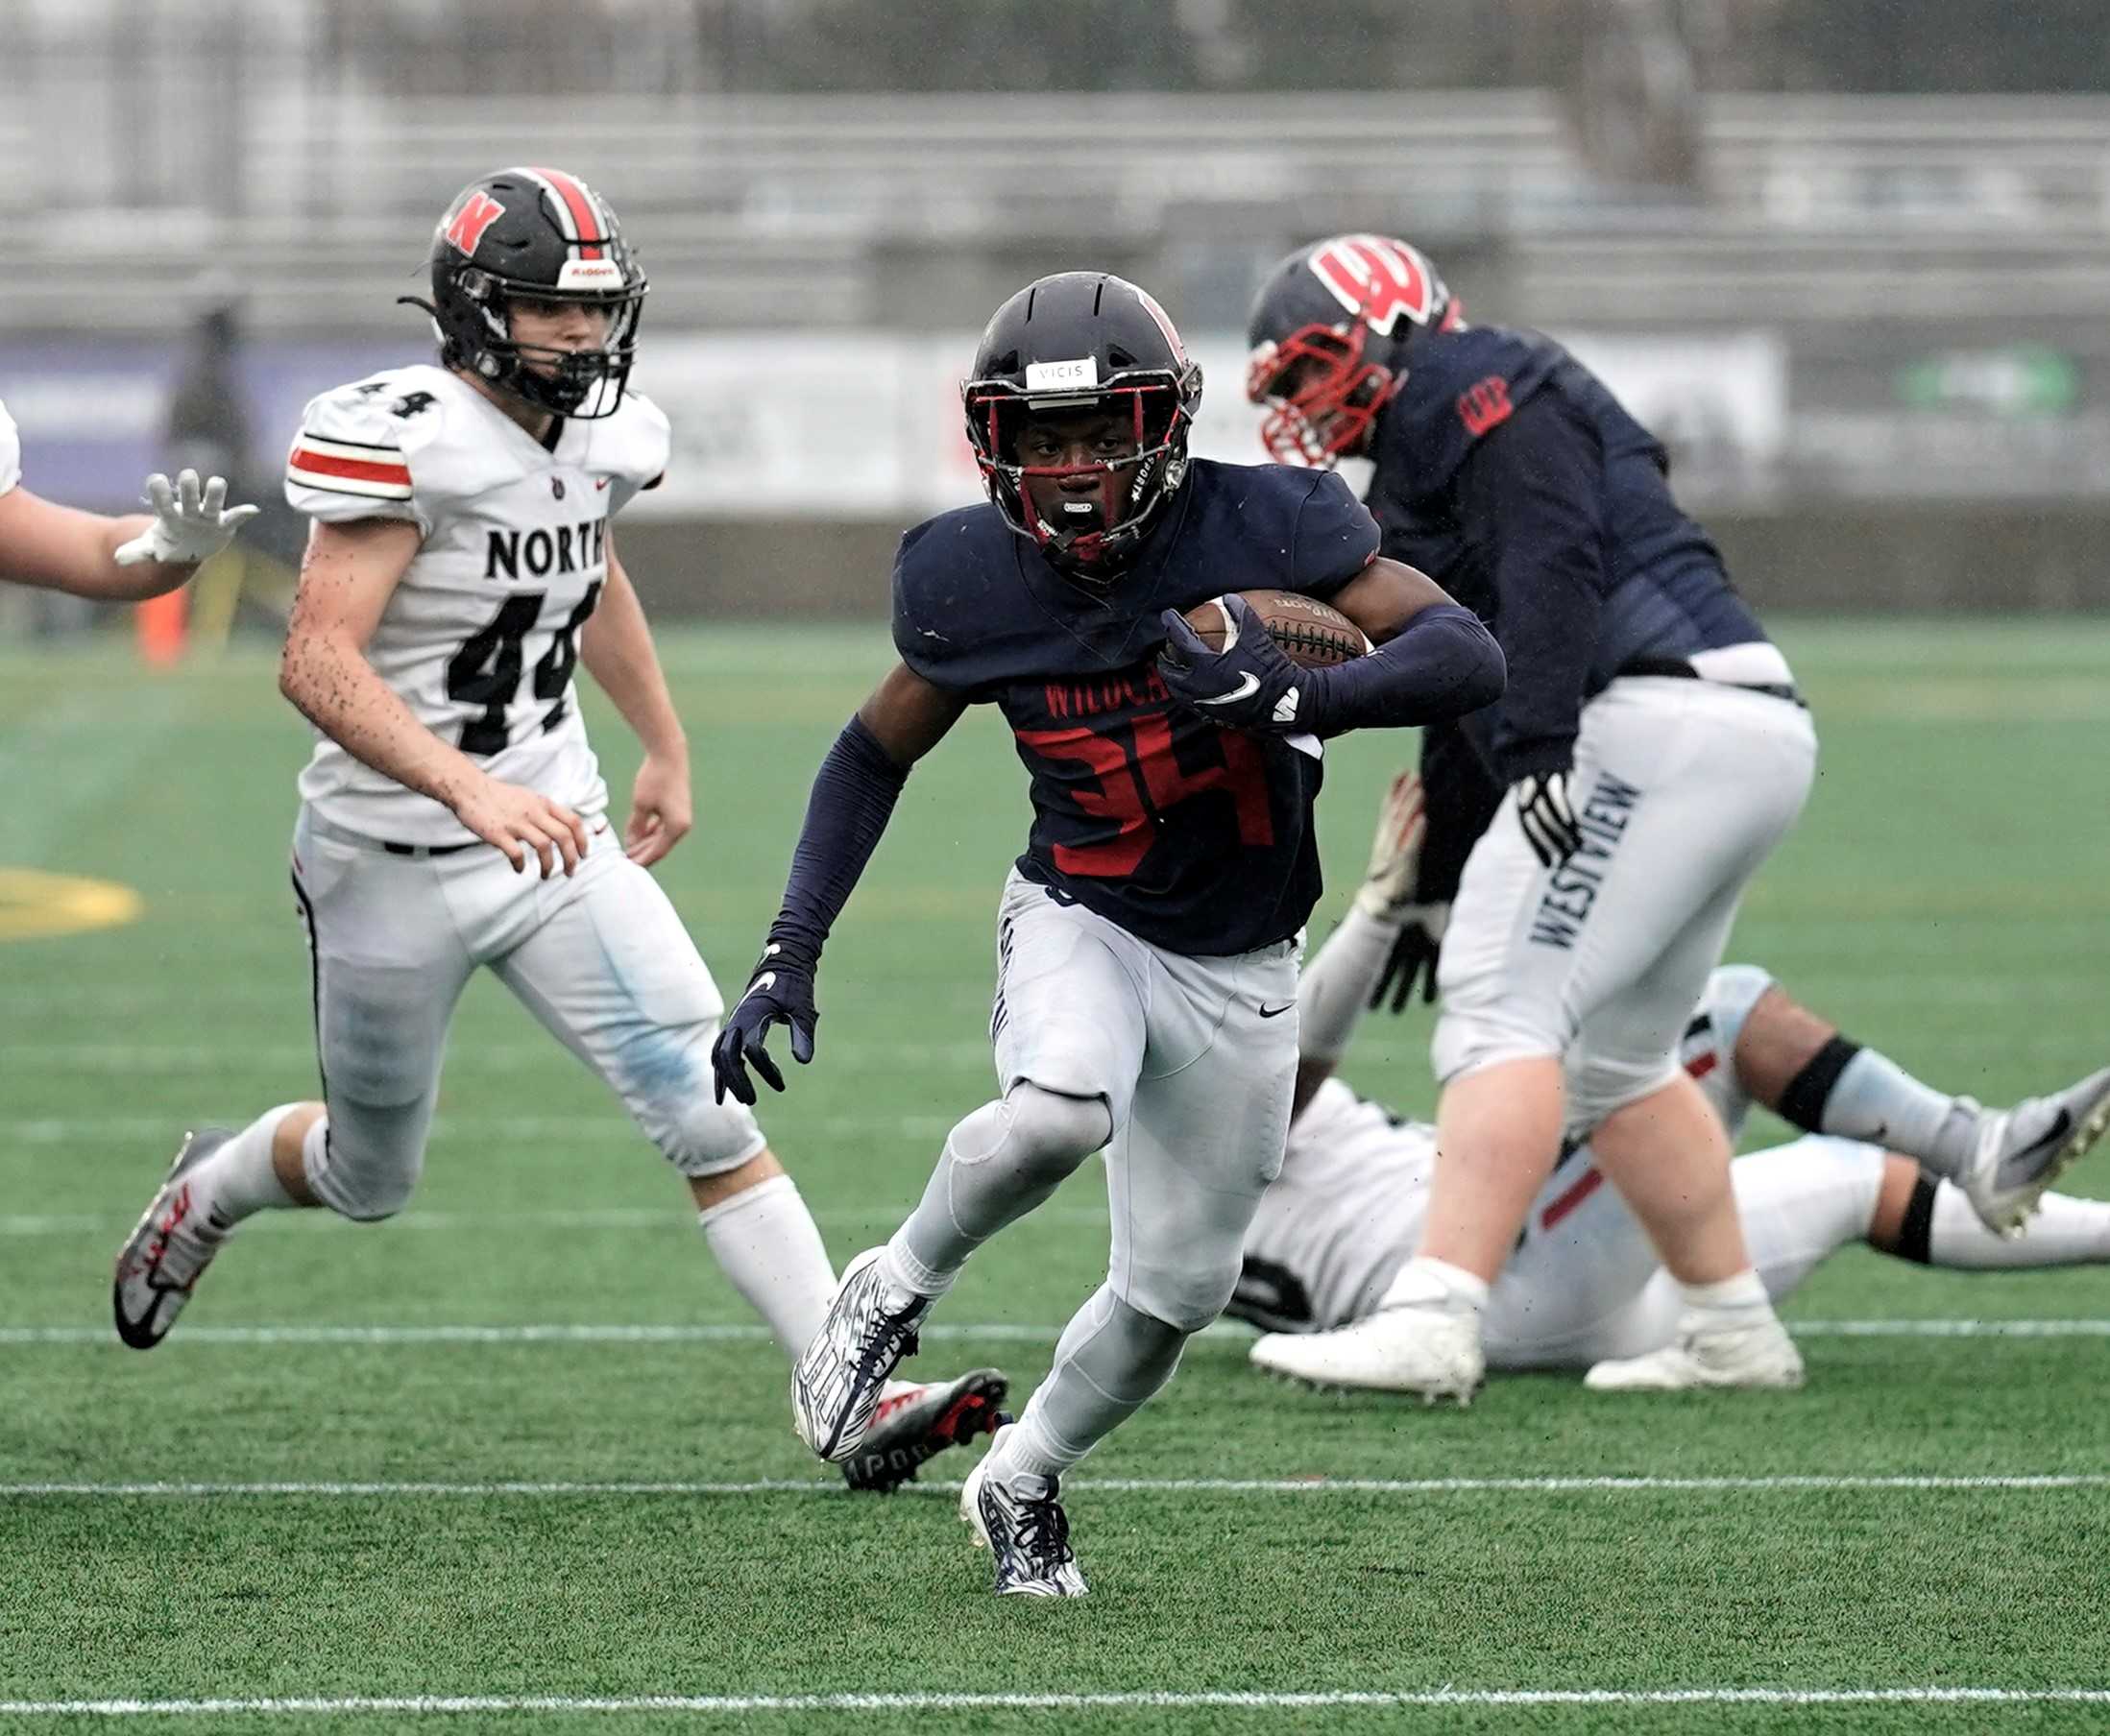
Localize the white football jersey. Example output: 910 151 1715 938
1244 967 1758 1332
284 365 669 844
0 395 20 497
1241 1079 1438 1333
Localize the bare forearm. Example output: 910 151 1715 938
8 507 190 602
279 633 481 811
580 567 686 757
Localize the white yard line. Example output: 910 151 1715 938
1 1688 2105 1717
8 1473 2108 1499
6 1318 2105 1345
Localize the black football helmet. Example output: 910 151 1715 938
963 272 1203 577
407 167 647 420
1245 235 1459 466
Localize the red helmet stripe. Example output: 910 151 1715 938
521 166 605 260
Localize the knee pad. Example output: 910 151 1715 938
954 1083 1111 1190
1431 1004 1564 1089
659 1092 769 1179
616 1022 767 1178
1699 963 1778 1059
1114 1263 1236 1338
1564 1052 1685 1140
303 1107 422 1222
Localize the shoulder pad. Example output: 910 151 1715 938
0 397 19 497
588 392 672 516
1286 467 1379 595
1375 326 1567 492
890 505 1007 688
284 366 452 526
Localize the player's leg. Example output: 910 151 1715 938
1702 964 2110 1236
486 848 836 1362
795 874 1143 1465
966 936 1298 1595
114 826 469 1347
1548 688 1813 1391
1870 1160 2110 1270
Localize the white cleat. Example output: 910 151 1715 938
1584 1314 1805 1393
112 1127 236 1350
1960 1066 2110 1238
960 1424 1088 1598
789 1247 932 1463
1248 1301 1485 1404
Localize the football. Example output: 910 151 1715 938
1180 588 1372 668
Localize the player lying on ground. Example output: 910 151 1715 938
0 397 255 598
1235 779 2110 1388
713 272 1505 1596
109 168 1000 1493
1246 235 1817 1399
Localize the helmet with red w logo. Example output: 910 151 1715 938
1245 235 1459 466
963 272 1203 577
409 168 648 421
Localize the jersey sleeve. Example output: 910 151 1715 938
888 512 990 693
603 393 672 518
1370 326 1565 498
284 378 424 528
1287 468 1380 598
0 398 21 497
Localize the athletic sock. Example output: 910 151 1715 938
1786 1039 1977 1180
1925 1184 2110 1270
1678 1267 1777 1335
186 1104 303 1226
696 1173 837 1361
1298 904 1400 1065
1377 1254 1490 1314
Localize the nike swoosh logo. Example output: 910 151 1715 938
1257 1001 1294 1019
594 477 611 491
2001 1108 2074 1180
1198 672 1261 706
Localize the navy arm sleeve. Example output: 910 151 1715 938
1454 391 1612 781
763 714 909 968
1302 604 1505 737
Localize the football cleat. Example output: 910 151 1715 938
790 1247 933 1462
1248 1300 1485 1404
1959 1066 2110 1238
960 1425 1088 1598
1584 1314 1805 1392
838 1367 1009 1494
112 1127 236 1350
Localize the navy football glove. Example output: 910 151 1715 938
1370 907 1447 1011
1513 770 1582 869
710 943 819 1105
1157 594 1309 734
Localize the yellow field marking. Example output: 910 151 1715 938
0 869 144 942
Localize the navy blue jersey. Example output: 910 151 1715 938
1365 325 1773 780
893 460 1380 955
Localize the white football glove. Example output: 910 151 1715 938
112 470 260 567
1514 769 1583 868
1353 771 1429 921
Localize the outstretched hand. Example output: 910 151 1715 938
113 470 259 567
